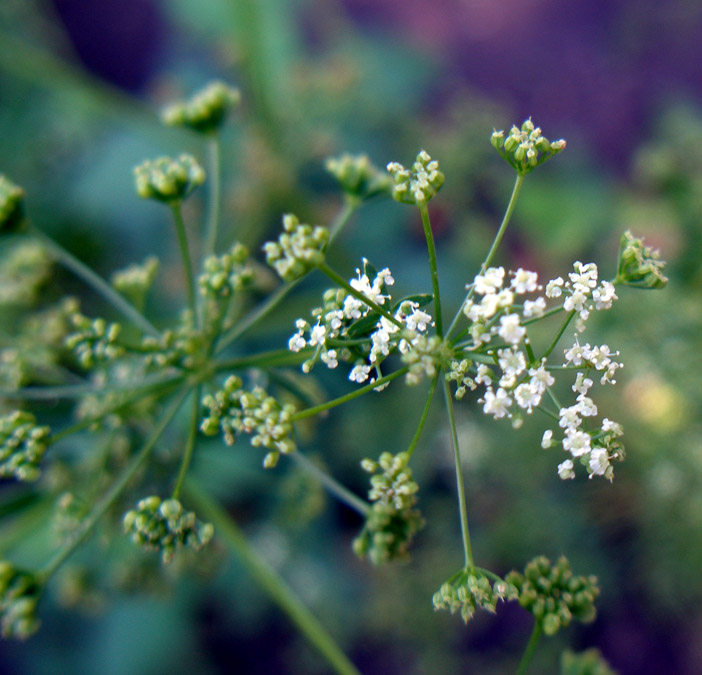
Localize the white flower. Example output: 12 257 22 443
406 308 432 332
321 349 338 369
575 394 598 417
473 267 505 295
510 268 539 294
541 429 553 448
571 373 593 395
475 364 492 386
564 339 587 366
309 323 326 346
601 418 623 436
497 314 526 345
569 261 598 290
559 405 582 430
563 429 591 457
288 332 306 352
528 363 555 393
481 387 512 419
349 364 371 383
545 277 564 298
514 382 541 412
588 448 610 477
592 280 617 310
497 348 526 376
558 459 575 480
523 297 546 318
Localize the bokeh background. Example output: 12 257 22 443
1 1 702 673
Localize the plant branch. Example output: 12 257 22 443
418 202 443 337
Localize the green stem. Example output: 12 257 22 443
29 227 160 337
291 452 369 515
49 374 186 444
540 310 576 361
204 135 221 259
318 263 403 330
2 371 182 401
516 622 543 675
172 386 201 500
170 204 198 326
442 379 474 568
446 173 525 339
184 480 361 675
406 373 439 459
39 385 191 581
213 347 313 373
214 202 358 354
290 367 409 422
418 202 443 337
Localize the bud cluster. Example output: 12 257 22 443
65 313 125 369
0 561 41 639
0 174 25 232
140 311 205 371
561 648 616 675
491 118 566 175
111 256 160 306
432 568 517 623
387 150 444 205
263 214 329 282
325 153 391 201
201 376 297 468
0 411 51 482
198 243 252 299
0 240 52 307
616 230 668 289
505 555 599 636
353 451 423 564
123 496 214 564
162 81 241 134
134 154 205 203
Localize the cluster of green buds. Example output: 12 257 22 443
386 150 444 205
65 313 124 369
353 451 423 564
0 240 52 306
491 118 566 175
0 174 25 232
506 555 599 636
432 568 517 623
325 153 392 201
134 154 205 204
162 81 241 134
561 648 616 675
445 358 477 400
123 496 214 564
0 411 51 482
111 256 160 307
201 375 297 468
198 243 253 299
0 561 41 639
401 334 444 385
616 229 668 289
140 311 205 371
263 214 329 282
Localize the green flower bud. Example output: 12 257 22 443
616 230 668 289
162 81 241 134
492 119 566 175
0 175 25 233
0 561 42 639
134 154 205 204
0 411 51 482
325 153 392 201
387 150 444 205
263 214 329 282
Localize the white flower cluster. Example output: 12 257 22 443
451 262 624 480
288 261 436 385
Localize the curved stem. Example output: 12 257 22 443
442 379 474 568
39 385 191 581
184 479 361 675
170 204 198 326
516 622 543 675
204 135 221 260
446 173 525 339
290 367 409 422
291 452 369 516
317 263 403 330
406 373 439 460
28 227 160 337
418 203 443 337
172 386 201 500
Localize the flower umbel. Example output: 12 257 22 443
491 118 566 175
162 81 241 134
134 154 205 203
0 411 51 482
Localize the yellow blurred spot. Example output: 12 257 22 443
624 374 687 431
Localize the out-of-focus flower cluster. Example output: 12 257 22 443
0 561 41 639
162 81 241 134
0 411 51 482
325 153 392 201
133 154 205 203
0 174 25 231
